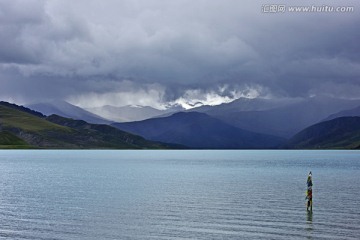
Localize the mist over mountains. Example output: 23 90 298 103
85 104 184 122
194 96 360 138
27 100 110 124
2 95 358 149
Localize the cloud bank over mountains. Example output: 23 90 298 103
0 0 359 108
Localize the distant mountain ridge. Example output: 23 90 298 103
27 100 110 124
190 97 302 114
3 96 360 150
323 105 360 121
192 96 360 138
112 112 286 149
86 104 184 122
286 117 360 149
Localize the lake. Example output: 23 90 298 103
0 150 359 239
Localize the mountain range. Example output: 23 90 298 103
0 102 172 149
2 96 360 149
112 112 286 149
191 96 360 138
85 104 184 122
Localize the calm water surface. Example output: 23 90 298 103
0 150 359 239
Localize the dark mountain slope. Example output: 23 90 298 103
323 105 360 121
46 115 171 149
210 96 360 138
286 117 360 149
112 112 286 149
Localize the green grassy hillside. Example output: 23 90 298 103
0 131 31 148
0 103 170 149
0 104 70 132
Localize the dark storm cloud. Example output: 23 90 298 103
0 0 359 107
0 0 45 64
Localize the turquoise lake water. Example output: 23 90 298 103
0 150 359 239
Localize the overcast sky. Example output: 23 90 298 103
0 0 359 108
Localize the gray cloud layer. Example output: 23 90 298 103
0 0 359 107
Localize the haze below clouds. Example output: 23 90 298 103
0 0 359 109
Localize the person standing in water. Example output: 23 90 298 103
306 171 313 211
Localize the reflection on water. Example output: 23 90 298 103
306 210 313 223
306 210 313 240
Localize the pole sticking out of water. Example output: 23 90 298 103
306 171 313 211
